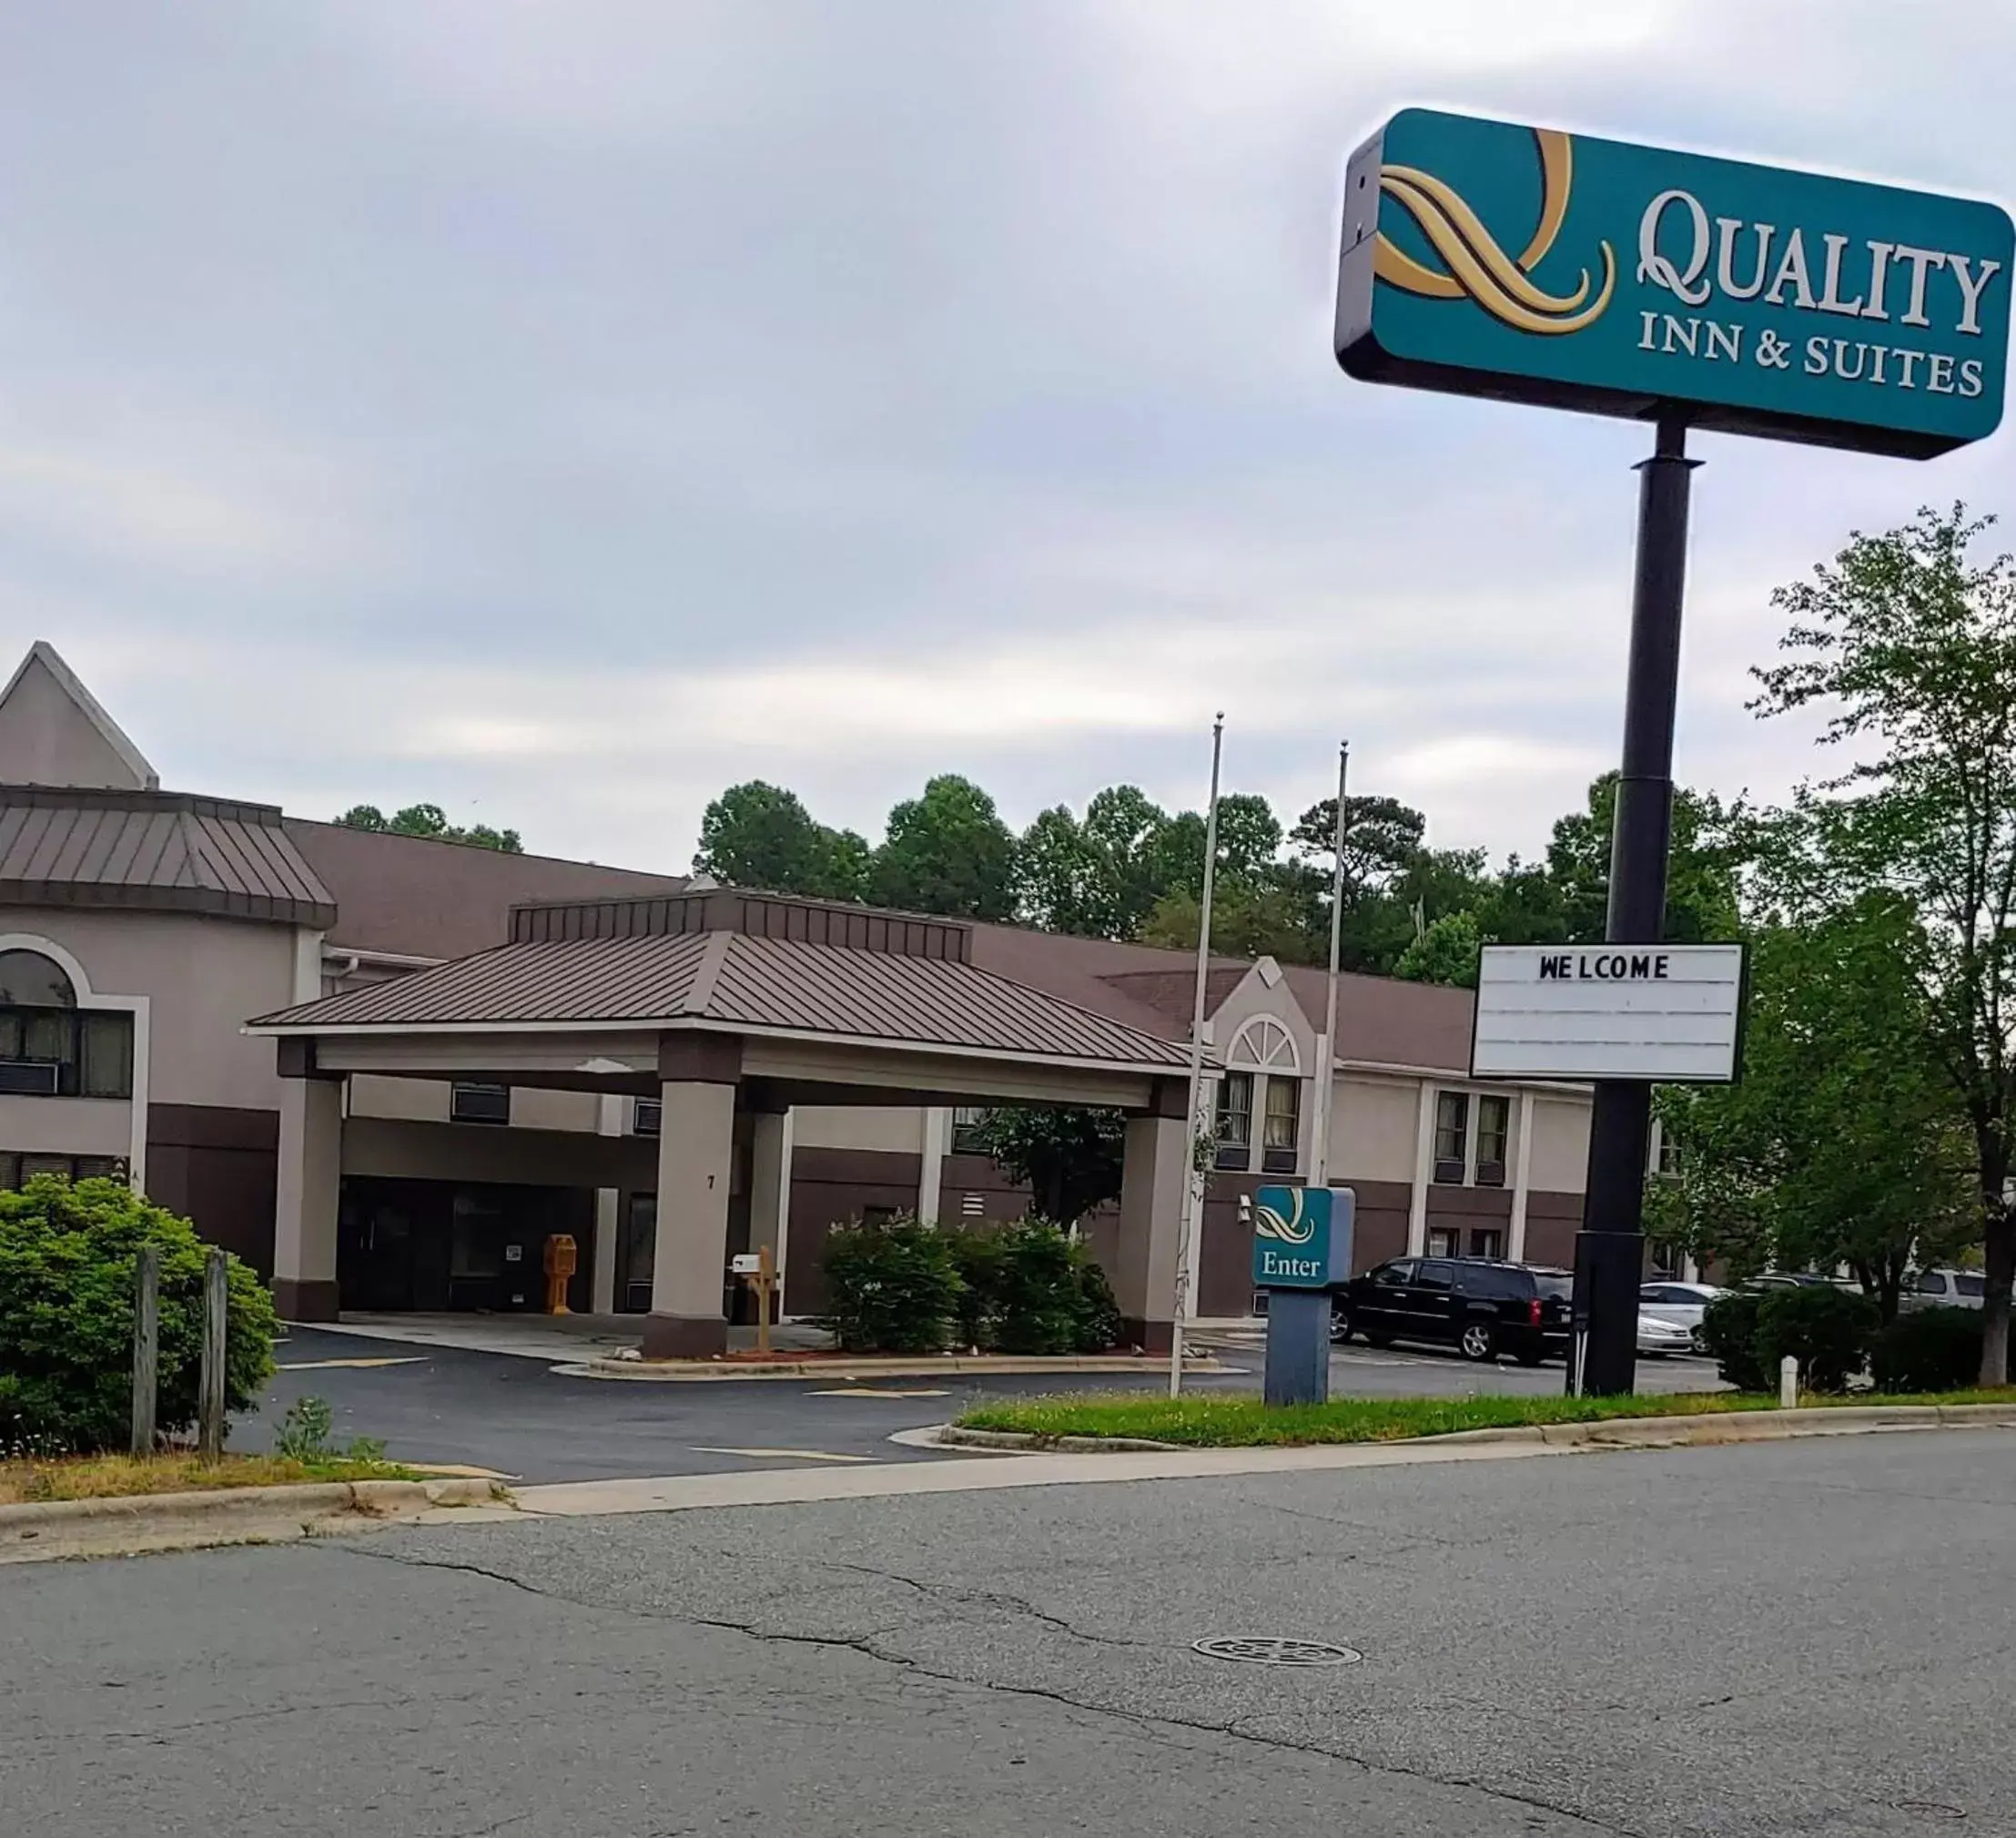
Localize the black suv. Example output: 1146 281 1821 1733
1332 1258 1574 1365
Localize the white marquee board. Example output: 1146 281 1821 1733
1471 943 1747 1083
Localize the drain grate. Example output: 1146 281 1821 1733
1191 1635 1363 1668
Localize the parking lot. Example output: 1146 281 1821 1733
245 1324 1726 1485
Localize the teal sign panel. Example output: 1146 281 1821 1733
1335 108 2014 457
1251 1185 1354 1290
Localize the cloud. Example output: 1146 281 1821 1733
0 1 2008 882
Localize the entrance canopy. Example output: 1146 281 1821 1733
248 892 1204 1353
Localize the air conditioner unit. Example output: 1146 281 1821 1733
0 1061 60 1096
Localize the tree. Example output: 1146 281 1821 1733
1288 792 1427 898
1651 899 1975 1317
1393 910 1482 988
870 776 1018 919
694 781 868 899
1082 785 1172 937
1545 774 1740 943
970 1106 1125 1225
335 802 522 852
1136 879 1320 963
1014 807 1125 937
1751 504 2016 1380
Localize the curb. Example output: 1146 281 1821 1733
579 1355 1229 1384
0 1476 503 1565
935 1401 2016 1455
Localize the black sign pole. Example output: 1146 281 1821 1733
1572 414 1698 1397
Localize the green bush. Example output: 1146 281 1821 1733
944 1220 1122 1354
1871 1305 1986 1394
1699 1290 1768 1390
1076 1253 1123 1353
819 1214 962 1354
0 1175 277 1453
1755 1285 1879 1393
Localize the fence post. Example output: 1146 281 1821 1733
198 1247 228 1462
130 1243 159 1455
1778 1354 1799 1409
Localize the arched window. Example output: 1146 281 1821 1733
1228 1016 1300 1073
0 949 76 1009
0 948 130 1099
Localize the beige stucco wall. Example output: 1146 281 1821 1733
4 905 299 1111
347 1073 446 1123
0 654 148 788
0 1093 132 1157
1526 1093 1593 1193
1326 1075 1422 1185
792 1105 926 1153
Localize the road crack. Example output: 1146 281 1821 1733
339 1542 1639 1835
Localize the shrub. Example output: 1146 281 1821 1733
1755 1285 1879 1393
819 1214 962 1354
0 1174 277 1452
944 1220 1123 1354
1870 1305 1985 1394
1699 1290 1768 1390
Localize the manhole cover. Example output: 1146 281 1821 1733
1190 1636 1363 1668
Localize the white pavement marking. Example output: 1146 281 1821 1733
276 1356 428 1371
806 1387 951 1398
689 1447 879 1464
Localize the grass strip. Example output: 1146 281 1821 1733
0 1450 417 1506
952 1386 2016 1448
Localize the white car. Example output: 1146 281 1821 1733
1636 1311 1695 1358
1640 1281 1727 1351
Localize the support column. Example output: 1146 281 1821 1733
1407 1080 1435 1256
1508 1090 1536 1262
1111 1081 1189 1353
917 1106 950 1225
273 1067 341 1322
641 1033 742 1358
591 1093 623 1315
748 1106 794 1296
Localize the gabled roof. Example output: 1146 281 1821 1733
0 641 158 791
248 928 1192 1073
0 787 336 928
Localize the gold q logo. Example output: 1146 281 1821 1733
1375 127 1616 335
1254 1191 1318 1246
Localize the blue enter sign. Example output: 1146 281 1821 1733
1251 1186 1355 1290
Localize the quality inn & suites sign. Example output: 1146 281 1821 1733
1334 108 2014 457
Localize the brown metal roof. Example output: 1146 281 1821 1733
250 929 1190 1070
283 817 689 960
0 787 336 927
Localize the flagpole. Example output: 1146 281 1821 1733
1169 713 1224 1399
1311 741 1349 1187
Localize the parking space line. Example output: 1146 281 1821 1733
690 1447 877 1464
277 1356 428 1371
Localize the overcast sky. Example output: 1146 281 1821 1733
3 2 2011 872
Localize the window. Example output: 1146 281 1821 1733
0 1152 124 1190
620 1193 656 1312
1261 1077 1301 1174
1372 1259 1413 1288
1433 1092 1468 1183
450 1081 512 1125
1656 1127 1683 1178
1470 1227 1504 1260
0 950 133 1100
1915 1271 1950 1296
1956 1274 1986 1298
950 1106 990 1154
633 1097 662 1136
1425 1226 1458 1258
1475 1095 1510 1188
1460 1262 1520 1297
1413 1258 1455 1294
1214 1071 1254 1170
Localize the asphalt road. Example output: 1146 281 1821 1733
5 1430 2011 1835
247 1325 1726 1482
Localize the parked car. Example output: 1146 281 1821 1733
1639 1280 1726 1351
1636 1312 1695 1358
1332 1258 1572 1365
1900 1267 1986 1311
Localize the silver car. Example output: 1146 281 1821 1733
1901 1268 1985 1311
1639 1281 1726 1351
1636 1312 1696 1358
